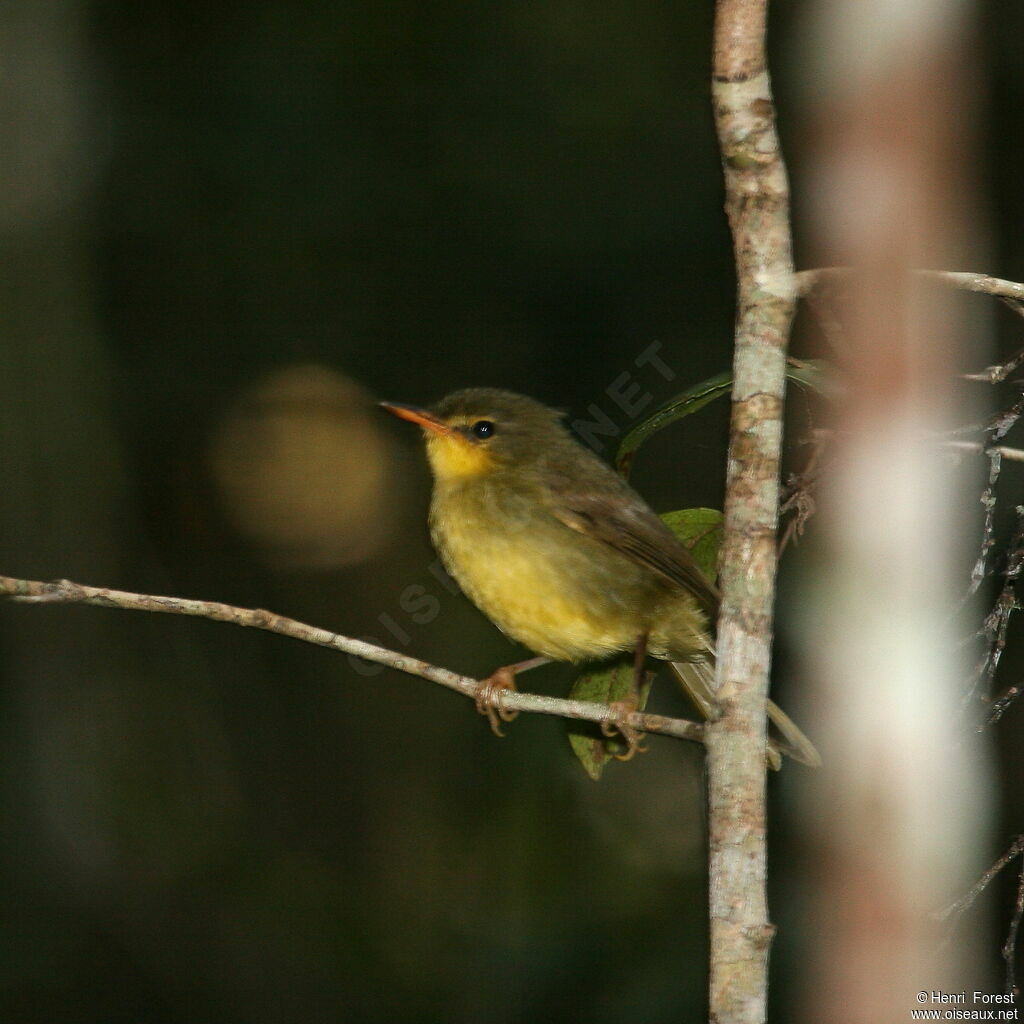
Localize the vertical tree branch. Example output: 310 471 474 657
709 1 796 1021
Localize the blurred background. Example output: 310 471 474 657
0 2 1021 1021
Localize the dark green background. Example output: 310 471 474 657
2 2 1022 1021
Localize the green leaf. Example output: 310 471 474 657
567 657 653 780
615 371 732 476
614 361 833 476
658 507 723 581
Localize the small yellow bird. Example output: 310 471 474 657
381 388 818 767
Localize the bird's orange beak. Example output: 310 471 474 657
379 401 452 435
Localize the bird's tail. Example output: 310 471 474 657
669 656 821 769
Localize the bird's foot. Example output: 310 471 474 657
600 699 648 761
475 666 520 737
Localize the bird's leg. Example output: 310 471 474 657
600 634 650 761
476 655 551 737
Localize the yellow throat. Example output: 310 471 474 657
425 427 495 481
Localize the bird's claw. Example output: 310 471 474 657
600 700 648 761
475 667 520 737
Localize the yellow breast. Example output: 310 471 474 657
431 496 643 662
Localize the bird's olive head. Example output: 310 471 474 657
380 388 568 482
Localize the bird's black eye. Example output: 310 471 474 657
471 420 495 440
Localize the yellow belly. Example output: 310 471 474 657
448 536 638 660
431 490 706 663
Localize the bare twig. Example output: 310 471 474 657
988 679 1022 722
967 450 1003 599
936 835 1024 997
944 441 1024 463
0 574 705 745
989 393 1024 443
982 506 1024 723
917 270 1024 321
779 431 830 555
795 267 1024 323
776 435 1024 563
1005 860 1024 998
961 345 1024 384
936 835 1024 924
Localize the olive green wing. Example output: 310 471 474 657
544 480 720 619
545 472 820 769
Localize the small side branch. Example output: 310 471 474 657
796 266 1024 323
937 835 1024 997
982 507 1024 722
0 574 704 746
944 441 1024 464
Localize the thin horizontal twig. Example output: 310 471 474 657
808 428 1024 465
0 574 705 746
943 441 1024 463
916 269 1024 314
961 346 1024 384
795 266 1024 321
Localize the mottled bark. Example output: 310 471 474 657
708 1 796 1021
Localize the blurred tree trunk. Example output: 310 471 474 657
794 0 993 1019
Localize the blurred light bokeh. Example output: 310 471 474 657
208 365 396 569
